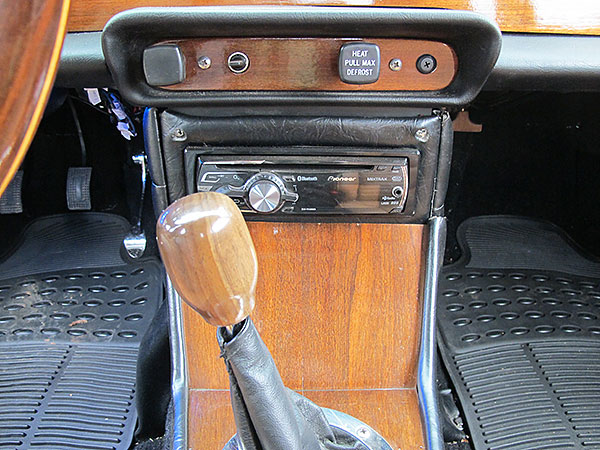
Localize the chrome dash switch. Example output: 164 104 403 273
338 42 380 84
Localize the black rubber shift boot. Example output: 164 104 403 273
219 318 371 450
219 318 322 450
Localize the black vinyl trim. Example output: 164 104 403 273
101 6 500 108
57 32 113 88
432 111 453 215
157 112 448 223
143 107 167 186
486 33 600 91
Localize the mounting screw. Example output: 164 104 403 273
416 54 437 74
389 58 403 71
356 426 371 439
415 128 429 142
197 56 212 70
172 129 187 141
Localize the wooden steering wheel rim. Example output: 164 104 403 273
0 0 70 198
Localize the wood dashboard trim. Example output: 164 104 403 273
68 0 600 36
157 38 456 92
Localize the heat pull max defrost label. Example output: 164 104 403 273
338 42 381 84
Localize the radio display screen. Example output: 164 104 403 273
288 169 404 214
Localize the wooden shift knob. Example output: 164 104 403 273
157 192 257 327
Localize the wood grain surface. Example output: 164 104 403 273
0 0 70 198
68 0 600 36
189 389 424 449
158 38 456 91
157 193 257 326
183 222 427 448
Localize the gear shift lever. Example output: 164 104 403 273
158 192 392 450
157 192 256 328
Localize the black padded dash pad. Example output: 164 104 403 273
438 216 600 450
0 213 162 450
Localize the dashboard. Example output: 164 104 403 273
57 3 600 93
45 5 600 449
46 2 600 224
94 6 499 221
65 4 597 223
101 7 500 109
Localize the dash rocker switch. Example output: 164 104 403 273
338 42 381 84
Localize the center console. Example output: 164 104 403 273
102 6 501 450
140 106 452 450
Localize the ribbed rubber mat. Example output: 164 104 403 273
457 216 600 279
0 213 132 280
0 342 138 449
438 216 600 450
0 213 162 450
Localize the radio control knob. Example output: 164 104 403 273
247 180 282 213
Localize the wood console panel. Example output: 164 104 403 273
69 0 600 36
160 38 456 91
183 222 426 448
183 222 425 390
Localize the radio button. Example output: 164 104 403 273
248 180 282 213
282 191 299 202
203 174 221 182
214 185 244 198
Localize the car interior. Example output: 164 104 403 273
1 1 600 449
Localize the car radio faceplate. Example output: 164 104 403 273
195 155 411 215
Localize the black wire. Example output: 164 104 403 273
68 96 87 166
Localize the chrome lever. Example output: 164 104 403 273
123 154 148 259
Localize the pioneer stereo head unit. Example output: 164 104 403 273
188 151 418 215
155 113 449 222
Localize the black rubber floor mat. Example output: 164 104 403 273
0 213 132 279
0 213 162 450
438 216 600 450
